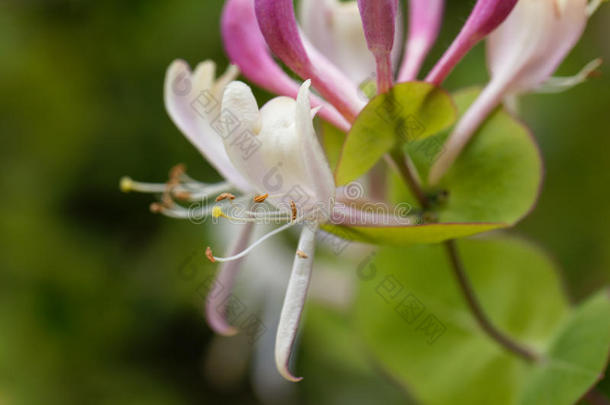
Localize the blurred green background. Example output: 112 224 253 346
1 0 608 404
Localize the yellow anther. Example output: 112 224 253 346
120 177 133 193
212 206 224 219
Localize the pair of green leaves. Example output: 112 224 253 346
324 83 542 245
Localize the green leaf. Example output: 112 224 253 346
335 82 456 186
324 87 543 246
353 237 582 405
321 223 504 246
320 122 346 173
411 88 543 224
519 291 610 405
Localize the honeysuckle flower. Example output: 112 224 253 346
425 0 518 85
207 80 334 381
397 0 444 82
205 79 413 381
299 0 402 87
429 0 593 185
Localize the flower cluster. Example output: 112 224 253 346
122 0 603 382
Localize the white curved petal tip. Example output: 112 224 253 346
311 106 323 118
297 79 312 101
278 367 304 383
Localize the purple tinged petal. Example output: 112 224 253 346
425 0 518 85
357 0 398 93
164 60 252 192
275 223 318 382
254 0 365 122
398 0 444 82
205 222 255 336
221 0 350 132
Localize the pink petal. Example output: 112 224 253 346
254 0 365 122
205 222 255 336
221 0 350 132
425 0 518 85
398 0 444 82
357 0 398 93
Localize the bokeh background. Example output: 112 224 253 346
1 0 609 404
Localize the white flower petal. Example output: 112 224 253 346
487 0 588 95
221 81 335 216
295 81 336 216
164 60 251 191
275 223 318 382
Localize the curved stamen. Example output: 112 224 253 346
210 221 298 263
536 58 602 94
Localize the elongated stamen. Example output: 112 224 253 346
120 177 168 193
210 221 298 263
275 222 318 382
212 206 291 224
212 203 323 225
242 210 292 219
121 175 234 202
155 204 216 219
536 58 602 93
186 183 236 201
121 176 231 196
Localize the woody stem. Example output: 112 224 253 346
391 147 539 363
